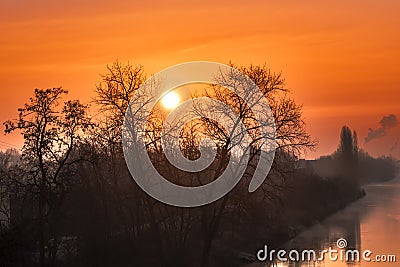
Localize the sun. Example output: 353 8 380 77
161 91 180 109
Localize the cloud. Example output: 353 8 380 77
364 114 398 144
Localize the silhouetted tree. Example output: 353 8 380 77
192 64 316 266
4 88 91 267
335 126 359 187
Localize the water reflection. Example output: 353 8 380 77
247 176 400 267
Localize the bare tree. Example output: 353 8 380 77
94 60 146 144
91 61 166 259
3 88 91 267
187 64 315 266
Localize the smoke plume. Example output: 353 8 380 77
364 114 398 144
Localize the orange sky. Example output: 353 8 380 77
1 0 399 158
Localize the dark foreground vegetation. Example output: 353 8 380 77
0 62 396 267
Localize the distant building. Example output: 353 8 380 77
296 159 316 172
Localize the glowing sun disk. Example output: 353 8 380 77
161 91 180 109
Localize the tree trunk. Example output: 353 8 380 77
39 185 45 267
